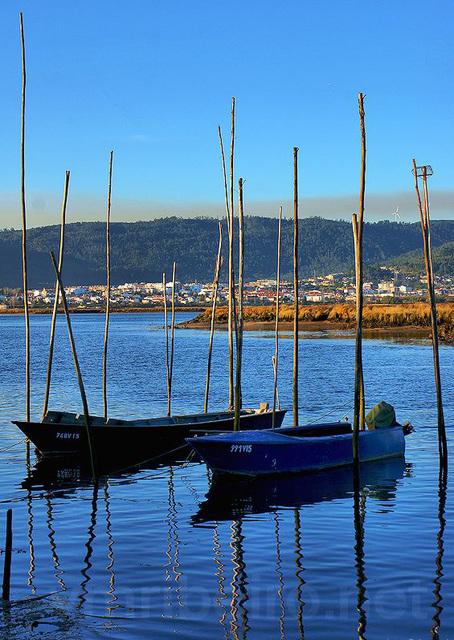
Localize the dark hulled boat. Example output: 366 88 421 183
13 407 286 461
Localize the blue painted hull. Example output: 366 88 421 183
187 424 405 476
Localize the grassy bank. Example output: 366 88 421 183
186 303 454 341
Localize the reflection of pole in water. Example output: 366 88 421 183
293 508 305 639
212 520 228 631
78 482 99 608
431 465 447 638
353 473 367 639
26 484 36 593
104 480 118 616
229 519 250 640
45 493 66 591
274 512 286 639
164 467 183 616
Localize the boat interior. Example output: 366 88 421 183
43 408 261 427
276 422 353 437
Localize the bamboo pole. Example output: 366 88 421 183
169 261 177 408
352 92 366 466
49 252 96 478
103 151 113 420
293 147 299 426
204 222 223 412
163 272 171 416
42 171 70 420
19 14 30 425
272 206 283 429
233 178 244 432
228 98 236 409
412 160 447 465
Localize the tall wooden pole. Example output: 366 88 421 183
293 147 299 426
103 151 113 421
218 123 236 409
228 98 236 409
233 178 244 432
169 261 177 408
42 171 70 419
163 272 171 416
412 160 447 466
204 222 223 413
272 206 283 429
353 92 366 465
49 252 96 478
19 14 30 424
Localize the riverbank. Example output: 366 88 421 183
0 305 207 315
180 302 454 341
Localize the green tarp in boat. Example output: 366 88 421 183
365 401 396 430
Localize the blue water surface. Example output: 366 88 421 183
0 312 452 639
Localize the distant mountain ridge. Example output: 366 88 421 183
1 217 453 288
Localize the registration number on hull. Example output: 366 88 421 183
56 432 80 440
230 444 252 453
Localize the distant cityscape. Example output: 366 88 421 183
1 267 453 309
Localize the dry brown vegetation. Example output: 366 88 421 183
187 303 454 340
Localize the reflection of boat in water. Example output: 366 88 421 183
192 457 407 523
13 407 286 461
21 449 192 491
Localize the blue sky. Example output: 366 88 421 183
0 0 453 227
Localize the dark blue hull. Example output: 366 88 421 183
187 423 405 476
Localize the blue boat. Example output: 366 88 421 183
187 421 406 476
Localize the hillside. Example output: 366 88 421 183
1 217 454 288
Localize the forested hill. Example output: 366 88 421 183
1 217 454 288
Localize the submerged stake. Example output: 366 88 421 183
2 509 12 601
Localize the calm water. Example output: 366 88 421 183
0 312 453 639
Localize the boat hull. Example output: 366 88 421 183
12 408 287 461
187 425 405 476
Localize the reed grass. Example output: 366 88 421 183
187 302 454 339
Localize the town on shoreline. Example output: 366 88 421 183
1 270 453 312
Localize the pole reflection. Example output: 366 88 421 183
430 464 447 639
164 466 183 617
229 519 250 640
45 492 66 591
77 481 99 608
353 471 367 640
293 508 305 639
274 512 286 640
213 521 229 632
104 480 118 616
26 484 36 593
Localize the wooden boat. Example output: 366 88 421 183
186 421 405 476
12 407 286 460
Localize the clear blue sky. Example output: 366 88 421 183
0 0 453 226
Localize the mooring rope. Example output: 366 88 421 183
305 400 354 425
0 438 28 453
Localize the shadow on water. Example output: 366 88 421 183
191 458 408 524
